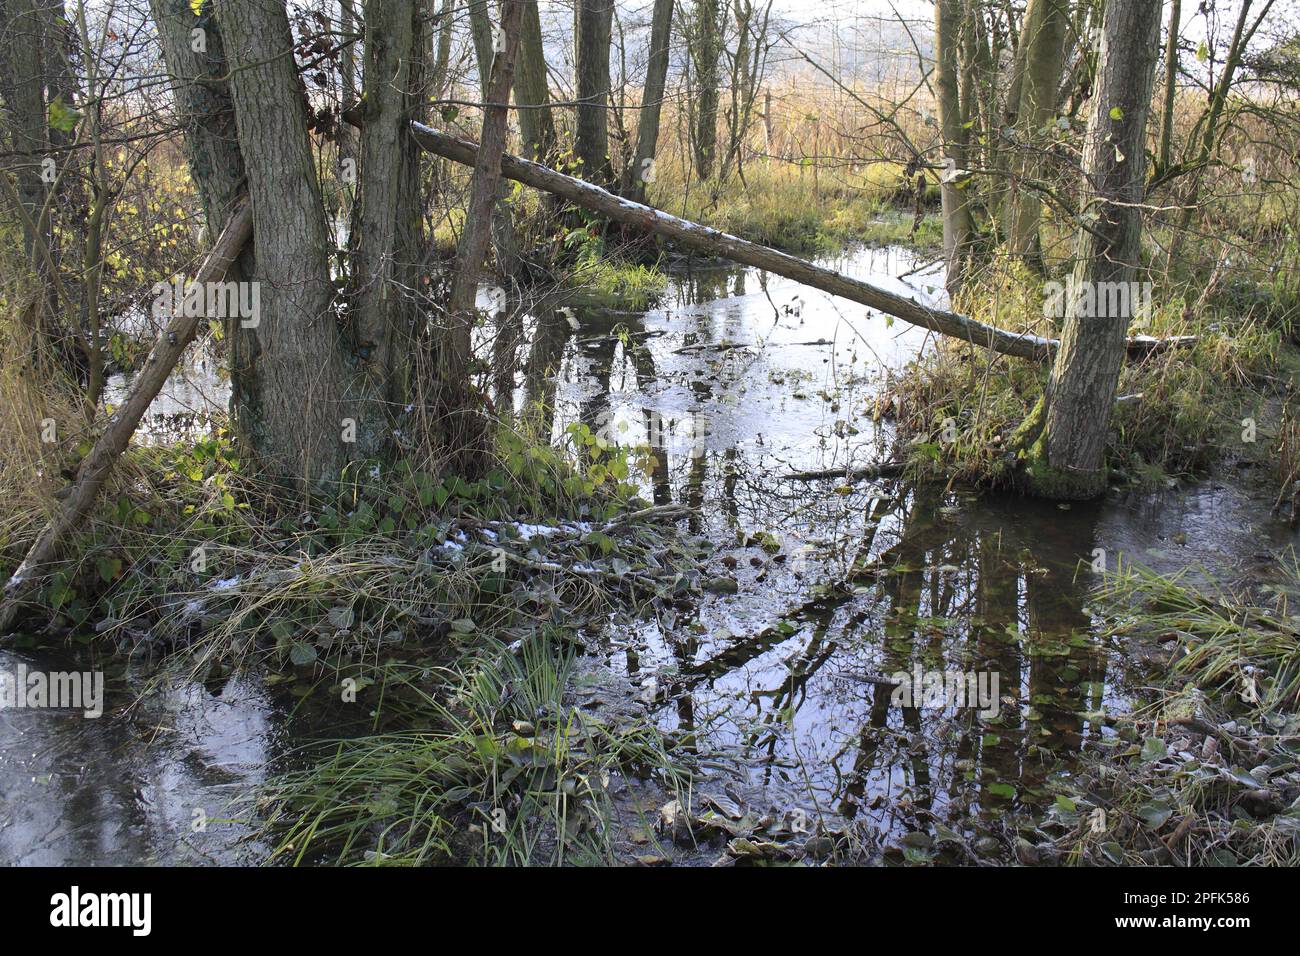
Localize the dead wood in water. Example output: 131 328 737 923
0 202 254 635
783 461 908 482
401 121 1195 362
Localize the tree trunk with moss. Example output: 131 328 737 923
1024 0 1162 500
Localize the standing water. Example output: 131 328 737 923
2 246 1294 864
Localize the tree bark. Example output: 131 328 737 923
1026 0 1164 499
349 0 425 458
429 0 455 109
218 0 352 489
441 0 523 463
689 0 722 180
1157 0 1180 171
626 0 673 203
514 0 555 162
467 0 522 283
934 0 975 293
574 0 613 183
1007 0 1070 263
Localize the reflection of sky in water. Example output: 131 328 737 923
0 646 276 865
16 246 1297 861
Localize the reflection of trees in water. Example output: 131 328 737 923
640 481 1109 832
512 272 1112 834
837 489 1107 825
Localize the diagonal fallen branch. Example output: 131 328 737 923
0 202 254 635
403 121 1195 362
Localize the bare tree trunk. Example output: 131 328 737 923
218 0 352 489
626 0 673 202
934 0 975 293
429 0 456 108
514 0 555 162
575 0 613 183
689 0 722 179
349 0 425 458
1007 0 1070 263
0 0 50 264
1025 0 1163 499
1157 0 1180 172
0 0 73 379
960 0 994 174
467 0 522 282
337 0 359 175
441 0 523 465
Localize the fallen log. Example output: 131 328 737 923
0 202 253 634
405 121 1194 361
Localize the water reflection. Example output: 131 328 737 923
12 246 1297 863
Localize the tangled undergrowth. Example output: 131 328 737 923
0 404 720 865
1034 560 1300 866
879 259 1297 495
251 635 693 866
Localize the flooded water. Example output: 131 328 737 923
3 245 1295 864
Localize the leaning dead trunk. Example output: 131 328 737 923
1025 0 1164 499
0 204 253 635
403 121 1191 362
